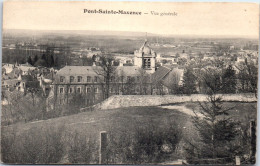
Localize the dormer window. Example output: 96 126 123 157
77 76 82 82
87 76 91 82
70 76 74 83
60 76 65 82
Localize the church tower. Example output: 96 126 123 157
134 39 157 74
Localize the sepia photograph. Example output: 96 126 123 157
1 1 259 165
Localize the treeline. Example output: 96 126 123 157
27 54 58 68
2 46 67 68
175 63 257 96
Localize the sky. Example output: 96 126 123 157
3 1 259 37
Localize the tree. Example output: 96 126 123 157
123 77 136 95
182 67 197 94
33 55 38 65
236 59 258 97
34 59 48 67
211 44 231 56
222 65 237 93
137 69 150 95
27 56 33 65
185 93 240 164
94 55 117 99
200 68 223 94
184 72 240 164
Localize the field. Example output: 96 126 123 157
1 101 257 164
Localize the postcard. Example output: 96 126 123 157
1 1 259 165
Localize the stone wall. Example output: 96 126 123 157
81 93 257 111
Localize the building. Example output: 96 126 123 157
47 40 185 111
46 65 153 111
134 40 157 74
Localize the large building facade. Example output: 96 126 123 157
46 40 183 111
46 65 153 111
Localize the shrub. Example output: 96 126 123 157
1 125 65 164
67 131 98 164
106 119 183 164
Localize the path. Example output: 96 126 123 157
159 105 203 117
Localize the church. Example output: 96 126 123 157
134 40 157 74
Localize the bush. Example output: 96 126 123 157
67 131 98 164
106 119 183 164
1 125 65 164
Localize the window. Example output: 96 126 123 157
77 87 81 93
87 76 91 82
69 87 73 93
77 76 82 82
60 76 65 82
94 87 98 93
59 87 64 93
94 76 98 82
86 87 91 93
70 76 74 83
143 58 151 69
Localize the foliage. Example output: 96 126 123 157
222 65 237 93
1 125 65 164
107 119 183 164
94 55 117 99
123 77 136 95
184 93 241 164
237 61 258 97
67 131 98 164
182 67 197 94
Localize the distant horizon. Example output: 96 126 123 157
3 28 259 39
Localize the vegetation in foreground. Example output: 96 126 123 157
1 101 256 164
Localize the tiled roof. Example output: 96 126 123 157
56 66 103 76
152 66 172 84
56 66 144 77
116 66 144 76
161 68 184 88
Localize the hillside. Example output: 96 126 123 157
2 101 256 164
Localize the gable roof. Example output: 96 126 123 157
56 65 144 77
152 66 172 84
116 66 144 76
56 66 102 76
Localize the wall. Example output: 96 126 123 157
81 93 257 111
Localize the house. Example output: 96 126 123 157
152 65 184 94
